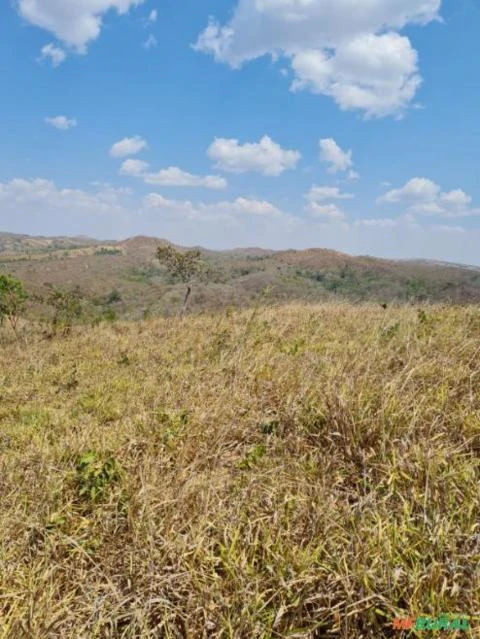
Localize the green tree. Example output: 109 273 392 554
156 245 205 317
0 274 28 332
46 286 84 335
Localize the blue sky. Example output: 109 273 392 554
1 0 480 264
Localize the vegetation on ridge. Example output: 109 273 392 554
2 233 480 322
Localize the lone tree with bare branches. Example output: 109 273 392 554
156 245 205 317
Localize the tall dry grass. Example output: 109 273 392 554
0 302 479 638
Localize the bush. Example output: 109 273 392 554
106 289 122 304
46 286 84 336
0 274 28 332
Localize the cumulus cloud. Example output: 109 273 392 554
0 178 130 217
207 135 301 176
379 177 479 217
319 139 353 174
143 193 285 221
18 0 146 53
290 34 422 118
144 167 227 190
45 115 77 130
120 161 227 190
304 183 353 221
110 136 148 158
37 43 66 67
307 202 346 221
148 9 157 23
0 177 136 238
1 176 479 265
379 177 440 203
119 158 150 176
0 177 284 233
306 186 354 202
194 0 441 117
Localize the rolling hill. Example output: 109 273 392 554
1 232 480 320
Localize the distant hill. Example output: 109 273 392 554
1 232 480 318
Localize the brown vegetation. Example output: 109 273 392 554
1 302 479 637
2 234 480 322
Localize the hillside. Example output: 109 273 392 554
1 303 478 637
1 233 480 320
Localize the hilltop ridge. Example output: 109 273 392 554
1 232 480 317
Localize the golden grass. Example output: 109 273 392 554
0 302 479 638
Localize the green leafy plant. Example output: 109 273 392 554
117 352 131 366
417 309 428 324
260 419 279 435
102 308 117 322
239 444 267 470
46 285 84 336
75 451 122 503
156 409 190 448
0 274 28 332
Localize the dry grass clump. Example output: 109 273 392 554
0 302 479 638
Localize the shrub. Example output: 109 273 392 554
0 274 28 332
75 452 122 503
105 289 122 304
46 286 84 336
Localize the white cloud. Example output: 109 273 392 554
2 176 480 265
143 194 285 220
304 183 353 221
37 43 66 67
319 138 353 174
290 34 421 118
307 202 346 221
144 167 227 190
0 178 130 216
120 161 227 190
148 9 157 23
379 177 440 203
348 170 360 180
19 0 146 53
110 136 148 158
439 189 472 209
194 0 441 117
306 186 354 202
379 177 480 217
0 177 287 237
119 158 150 176
207 135 301 176
143 34 157 49
45 115 77 130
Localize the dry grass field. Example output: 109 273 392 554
0 303 479 637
